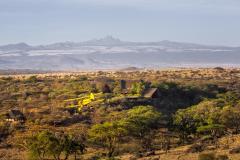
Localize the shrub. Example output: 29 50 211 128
26 76 38 83
0 122 11 142
229 146 240 154
187 143 204 153
216 154 229 160
198 153 216 160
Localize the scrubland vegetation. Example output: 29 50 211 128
1 68 240 159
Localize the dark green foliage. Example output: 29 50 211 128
153 82 223 114
173 92 240 144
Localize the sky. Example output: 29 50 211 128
0 0 240 46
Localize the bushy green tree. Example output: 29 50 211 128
26 76 38 83
173 108 197 143
25 131 86 160
58 133 86 160
173 100 223 143
88 120 128 157
126 105 162 151
197 124 225 143
131 81 148 96
26 131 53 160
216 91 240 106
220 106 240 134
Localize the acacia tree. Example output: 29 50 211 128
173 100 224 144
26 131 53 160
126 105 162 151
58 134 86 160
88 120 128 157
220 106 240 134
173 109 197 144
25 131 86 160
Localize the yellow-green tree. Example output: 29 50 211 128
126 105 162 151
88 120 128 157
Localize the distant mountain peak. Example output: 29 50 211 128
3 42 30 47
100 35 121 42
0 42 31 50
84 36 123 45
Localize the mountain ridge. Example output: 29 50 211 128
1 36 239 51
1 36 240 70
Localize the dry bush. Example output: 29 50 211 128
198 152 216 160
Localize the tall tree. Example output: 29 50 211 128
88 120 128 157
126 105 162 151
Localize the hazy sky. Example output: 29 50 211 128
0 0 240 46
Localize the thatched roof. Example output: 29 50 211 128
143 88 160 98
